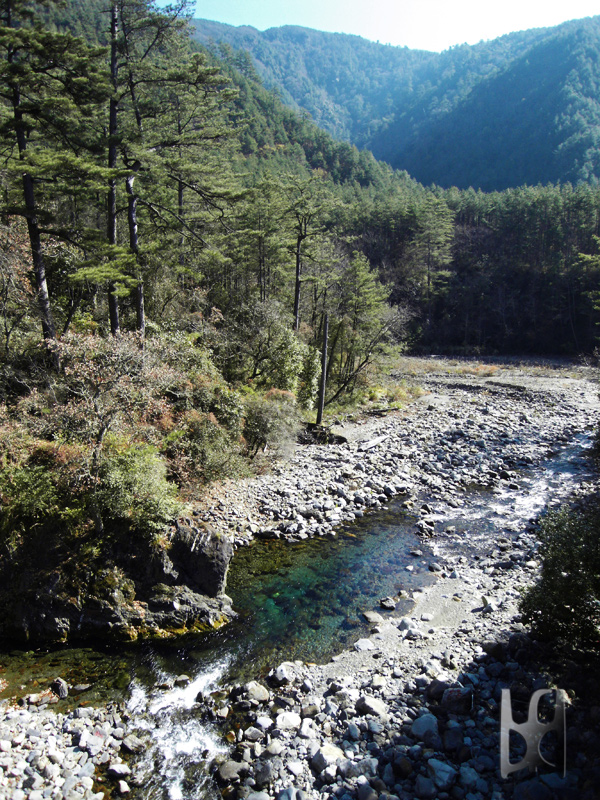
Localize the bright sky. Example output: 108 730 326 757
188 0 600 51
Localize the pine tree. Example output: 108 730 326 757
0 0 108 347
90 0 238 335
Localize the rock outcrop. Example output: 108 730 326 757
0 520 235 645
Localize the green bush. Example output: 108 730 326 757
243 390 300 459
520 506 600 649
207 386 245 435
96 443 183 534
0 463 78 545
297 346 321 410
164 410 246 487
270 327 306 393
0 435 91 546
0 434 183 548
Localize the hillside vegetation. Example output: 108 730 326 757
192 16 600 190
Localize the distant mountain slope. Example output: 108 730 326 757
192 19 435 145
192 16 600 189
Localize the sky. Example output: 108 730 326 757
186 0 600 52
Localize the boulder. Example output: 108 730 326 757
298 718 318 739
218 760 247 782
356 695 388 718
245 681 270 703
166 526 233 596
0 522 235 645
121 734 145 754
311 743 345 773
271 663 295 685
415 774 436 799
50 677 68 700
458 764 479 790
362 610 384 624
276 789 306 800
410 713 439 740
354 638 375 651
275 711 302 731
427 758 457 790
254 762 274 788
398 617 420 632
108 762 132 779
244 726 263 742
513 778 553 800
426 678 451 701
441 686 473 714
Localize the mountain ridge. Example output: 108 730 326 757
192 15 600 190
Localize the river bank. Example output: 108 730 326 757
195 358 599 548
1 358 599 800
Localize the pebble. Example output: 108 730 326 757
0 702 132 800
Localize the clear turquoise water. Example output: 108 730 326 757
0 501 430 703
144 500 434 684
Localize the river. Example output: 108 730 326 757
121 428 595 800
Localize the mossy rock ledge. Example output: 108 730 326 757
0 521 235 645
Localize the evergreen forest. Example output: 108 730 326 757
2 0 600 548
193 15 600 191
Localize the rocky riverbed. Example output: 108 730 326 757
1 359 599 800
185 360 599 800
0 700 142 799
195 360 599 548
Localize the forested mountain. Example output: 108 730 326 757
192 16 600 190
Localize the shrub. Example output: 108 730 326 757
96 442 183 535
0 464 63 538
270 327 306 393
164 410 246 488
0 430 91 544
206 386 245 436
297 346 321 410
0 428 182 547
520 506 600 649
243 391 300 459
212 299 308 392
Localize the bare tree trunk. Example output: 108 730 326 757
21 171 56 343
6 0 56 347
107 2 120 335
316 312 328 426
293 242 302 332
293 220 307 332
123 19 146 337
126 171 145 337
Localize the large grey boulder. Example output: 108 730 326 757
356 695 388 718
311 744 345 773
427 758 457 790
0 521 235 645
410 713 439 740
167 525 233 596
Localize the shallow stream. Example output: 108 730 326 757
0 430 596 799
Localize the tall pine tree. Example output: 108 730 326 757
0 0 108 347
